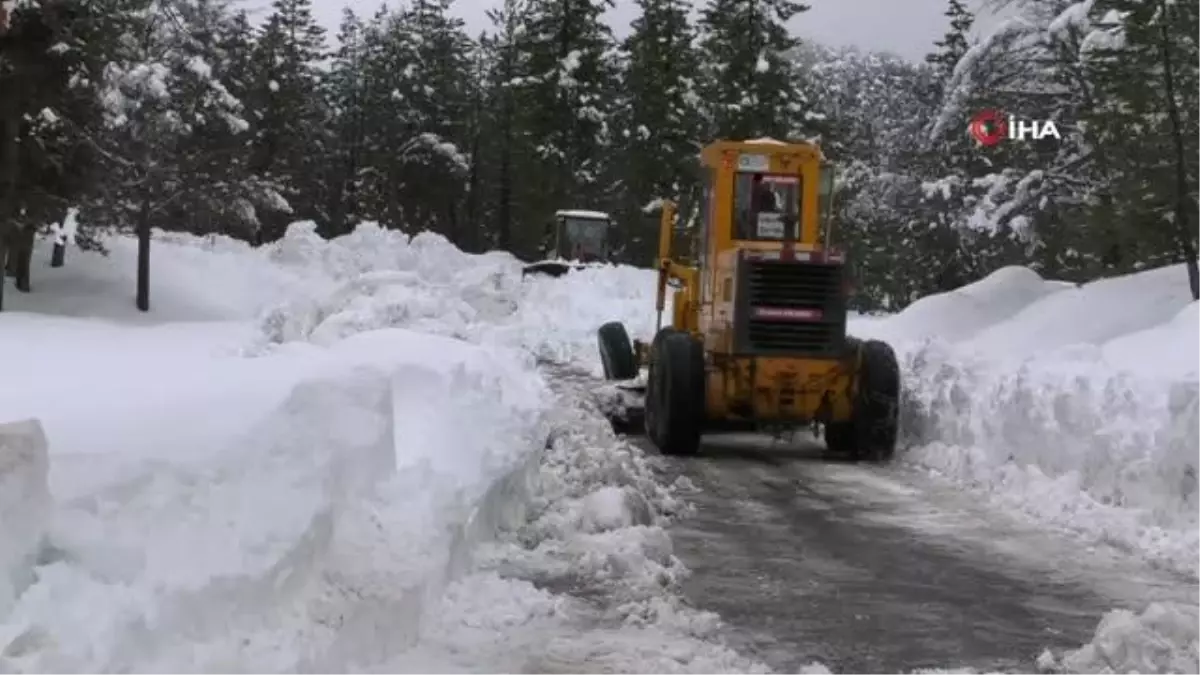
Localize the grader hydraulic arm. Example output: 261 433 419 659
653 199 698 335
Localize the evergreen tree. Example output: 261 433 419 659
325 8 368 235
1083 0 1198 297
615 0 703 262
476 0 536 254
515 0 620 241
247 0 328 237
925 0 973 85
695 0 817 140
393 0 474 243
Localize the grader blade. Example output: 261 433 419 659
522 260 577 277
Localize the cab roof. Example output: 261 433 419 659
700 138 826 166
555 209 610 220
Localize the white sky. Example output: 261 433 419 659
241 0 998 63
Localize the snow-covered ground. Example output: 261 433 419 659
0 223 754 672
850 264 1200 674
0 222 1195 673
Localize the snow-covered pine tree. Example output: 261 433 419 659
803 45 948 308
348 6 403 225
974 0 1104 279
1082 0 1198 297
925 0 973 89
475 0 535 254
614 0 703 263
347 3 471 236
460 33 489 252
695 0 818 141
0 0 97 302
247 0 328 238
920 9 1050 292
82 0 255 308
325 8 368 235
390 0 473 243
515 0 619 241
163 0 285 241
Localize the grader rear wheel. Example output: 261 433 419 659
825 339 900 462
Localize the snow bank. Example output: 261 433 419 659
854 263 1199 577
876 265 1074 343
239 224 755 671
255 221 660 376
379 373 767 673
0 222 749 671
0 324 551 671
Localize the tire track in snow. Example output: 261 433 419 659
640 434 1197 673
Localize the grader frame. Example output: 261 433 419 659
598 138 901 461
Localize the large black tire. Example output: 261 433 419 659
643 328 678 449
644 329 705 456
824 339 900 462
598 321 638 381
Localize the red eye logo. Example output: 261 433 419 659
969 109 1007 147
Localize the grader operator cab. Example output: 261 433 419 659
523 209 614 277
596 138 901 461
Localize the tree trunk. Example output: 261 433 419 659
137 193 151 312
464 127 481 253
0 233 7 313
1159 21 1199 300
11 226 32 292
497 105 513 252
0 76 17 312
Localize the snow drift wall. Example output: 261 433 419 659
855 264 1199 577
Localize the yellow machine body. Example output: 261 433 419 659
649 139 858 427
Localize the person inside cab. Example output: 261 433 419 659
755 176 779 213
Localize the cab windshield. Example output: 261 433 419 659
733 173 801 241
560 216 609 261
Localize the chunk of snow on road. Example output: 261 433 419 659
580 485 652 533
1042 602 1199 674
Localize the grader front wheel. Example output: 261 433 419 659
645 329 705 456
826 339 901 462
597 321 638 381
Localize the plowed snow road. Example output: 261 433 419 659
638 434 1198 674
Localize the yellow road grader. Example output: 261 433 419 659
597 138 901 461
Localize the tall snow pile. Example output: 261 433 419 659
0 222 756 672
853 264 1199 579
254 221 661 374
